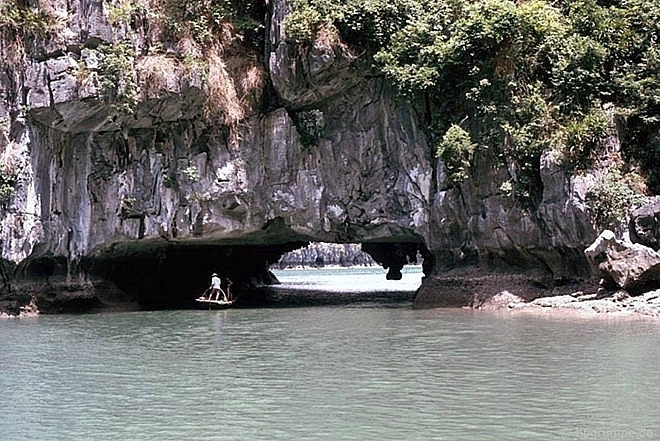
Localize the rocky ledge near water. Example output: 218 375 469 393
414 199 660 319
0 297 39 319
519 290 660 318
474 289 660 318
413 273 660 318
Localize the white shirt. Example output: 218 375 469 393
211 276 221 289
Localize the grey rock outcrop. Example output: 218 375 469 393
629 196 660 251
428 147 597 279
585 230 660 294
3 0 430 252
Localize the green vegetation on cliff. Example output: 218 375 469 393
105 0 264 49
0 1 54 39
0 163 17 208
0 0 263 124
0 0 57 62
101 0 266 121
286 0 659 207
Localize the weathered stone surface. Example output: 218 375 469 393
471 291 525 311
268 0 368 109
428 145 597 281
629 196 660 251
506 289 660 318
585 230 660 294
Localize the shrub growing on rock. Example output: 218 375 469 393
435 124 476 186
586 169 646 231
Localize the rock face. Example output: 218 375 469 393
629 196 660 251
585 230 660 295
0 0 612 312
429 148 597 279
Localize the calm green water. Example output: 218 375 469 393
1 268 659 441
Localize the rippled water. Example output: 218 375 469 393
1 268 659 441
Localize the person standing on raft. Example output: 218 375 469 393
208 273 223 301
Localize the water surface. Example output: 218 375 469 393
1 267 658 440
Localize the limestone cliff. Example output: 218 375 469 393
0 0 606 311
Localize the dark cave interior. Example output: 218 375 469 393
9 238 433 312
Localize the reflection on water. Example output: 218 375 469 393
1 268 659 441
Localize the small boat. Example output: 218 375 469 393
195 297 235 309
196 278 235 309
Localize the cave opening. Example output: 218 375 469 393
80 238 433 311
269 242 426 308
